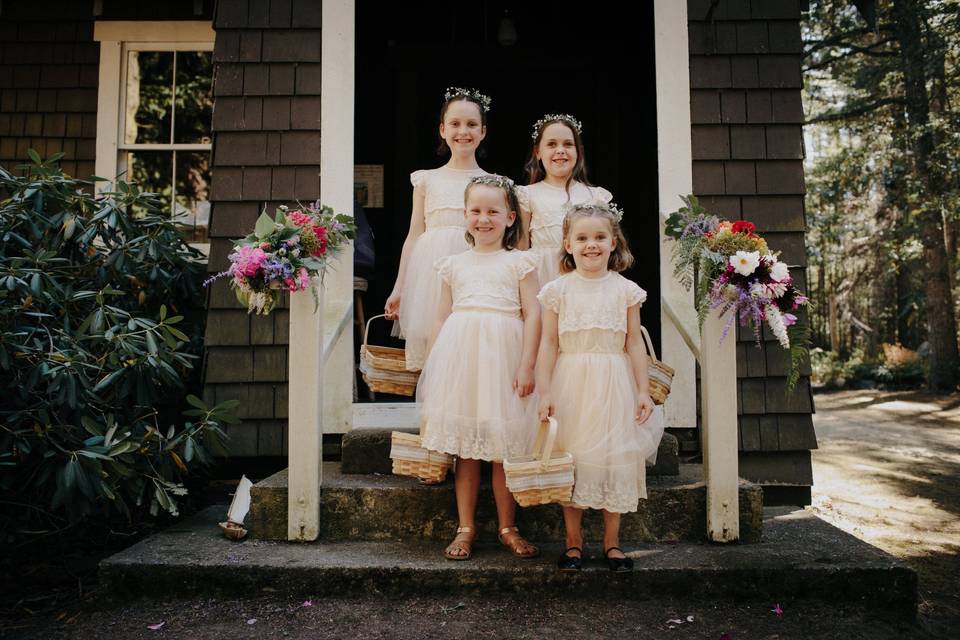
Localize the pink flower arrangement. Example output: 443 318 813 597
204 203 355 315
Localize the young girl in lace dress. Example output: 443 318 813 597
516 114 613 285
384 88 490 371
418 175 541 561
535 202 665 573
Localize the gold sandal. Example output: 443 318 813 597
444 526 475 561
498 526 539 559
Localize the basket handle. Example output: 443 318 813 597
363 314 391 350
531 416 559 469
639 325 661 364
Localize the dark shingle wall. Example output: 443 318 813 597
688 0 817 487
201 0 322 455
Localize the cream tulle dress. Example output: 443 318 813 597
538 271 665 513
418 249 539 462
516 181 613 286
396 166 487 371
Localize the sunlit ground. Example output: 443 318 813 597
810 389 960 632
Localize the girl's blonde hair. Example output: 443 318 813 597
559 202 634 274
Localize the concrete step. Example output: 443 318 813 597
341 428 681 476
100 506 917 619
247 462 763 543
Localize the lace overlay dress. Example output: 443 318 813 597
418 249 539 462
538 271 665 512
516 181 612 286
396 166 486 370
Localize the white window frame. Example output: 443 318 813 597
94 22 215 250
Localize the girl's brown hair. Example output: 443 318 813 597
436 91 488 157
463 176 522 250
559 203 634 273
524 117 591 195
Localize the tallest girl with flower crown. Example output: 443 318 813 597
384 88 490 371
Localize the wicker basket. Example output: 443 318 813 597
360 314 419 396
640 325 674 405
503 417 575 507
389 431 453 483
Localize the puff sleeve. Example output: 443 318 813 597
537 278 562 314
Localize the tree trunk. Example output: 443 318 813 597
892 0 960 391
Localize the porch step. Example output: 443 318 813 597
246 462 763 543
99 505 917 619
340 428 681 476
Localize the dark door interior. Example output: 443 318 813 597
355 3 660 399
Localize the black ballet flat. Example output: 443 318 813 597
557 547 583 573
604 546 634 572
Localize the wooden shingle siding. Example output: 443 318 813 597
688 0 817 494
201 0 322 455
0 2 98 179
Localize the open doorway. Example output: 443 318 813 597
354 2 660 401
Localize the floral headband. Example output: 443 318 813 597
468 174 515 191
531 113 583 140
444 87 492 113
563 200 624 222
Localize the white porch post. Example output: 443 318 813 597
653 0 697 431
286 0 355 541
287 283 325 541
701 310 740 542
654 0 740 541
319 0 355 435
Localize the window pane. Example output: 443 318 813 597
174 51 214 144
126 151 173 217
175 151 212 249
125 51 173 145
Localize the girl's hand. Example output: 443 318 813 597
537 394 553 421
635 392 655 424
513 365 535 398
384 291 401 320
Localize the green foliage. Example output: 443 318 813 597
0 154 231 526
810 346 926 389
804 0 960 383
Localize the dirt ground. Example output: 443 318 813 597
1 389 957 639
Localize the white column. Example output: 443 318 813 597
93 39 121 193
320 0 356 434
653 0 698 430
701 309 740 542
287 281 324 541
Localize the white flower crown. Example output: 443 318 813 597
531 113 583 140
444 87 492 113
469 174 515 191
563 199 624 222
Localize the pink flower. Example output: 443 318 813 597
783 313 797 326
771 603 783 616
288 210 313 227
297 267 310 289
229 245 267 277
